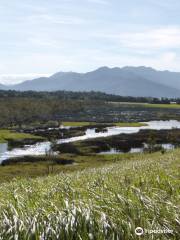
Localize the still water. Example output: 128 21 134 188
0 120 180 162
98 143 174 155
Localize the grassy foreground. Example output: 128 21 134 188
0 150 179 239
0 130 43 143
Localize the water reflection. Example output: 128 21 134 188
0 120 180 162
0 143 8 156
99 143 174 155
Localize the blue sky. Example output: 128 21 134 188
0 0 180 84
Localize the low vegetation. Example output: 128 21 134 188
62 122 94 127
0 130 43 143
139 103 180 109
114 122 148 127
0 91 180 128
0 91 179 238
62 122 148 127
53 129 180 155
0 152 129 182
110 101 180 109
0 149 179 239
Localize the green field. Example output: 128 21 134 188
112 102 180 109
142 103 180 109
62 122 94 127
0 130 43 143
0 152 132 182
62 121 147 127
0 149 179 239
114 122 148 127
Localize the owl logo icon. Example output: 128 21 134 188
135 227 144 236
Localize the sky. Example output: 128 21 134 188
0 0 180 84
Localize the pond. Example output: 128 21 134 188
0 120 180 162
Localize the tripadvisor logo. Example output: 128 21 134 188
135 227 144 236
135 227 173 236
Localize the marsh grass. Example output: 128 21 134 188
0 130 43 143
62 122 93 127
110 102 180 109
114 122 148 127
62 121 147 127
0 150 179 239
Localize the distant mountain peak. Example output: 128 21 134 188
122 66 155 71
97 66 110 71
0 83 7 90
99 66 118 71
0 66 180 98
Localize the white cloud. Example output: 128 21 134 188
122 27 180 49
28 14 86 25
98 26 180 50
28 37 66 48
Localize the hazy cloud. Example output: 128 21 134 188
0 0 180 84
0 74 50 85
97 26 180 50
28 14 87 25
87 0 109 5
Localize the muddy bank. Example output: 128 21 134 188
7 138 46 149
22 124 113 140
1 155 74 166
26 128 86 140
53 129 180 155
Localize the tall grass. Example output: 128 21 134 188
0 150 179 239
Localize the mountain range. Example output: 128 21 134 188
1 66 180 98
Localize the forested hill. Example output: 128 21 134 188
0 90 179 104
